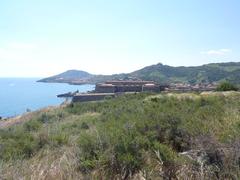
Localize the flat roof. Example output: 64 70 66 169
105 80 155 83
74 93 115 97
97 83 115 87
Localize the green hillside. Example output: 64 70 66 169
1 92 240 179
130 62 240 84
38 62 240 85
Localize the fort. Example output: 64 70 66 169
58 80 218 103
70 80 164 102
95 80 165 93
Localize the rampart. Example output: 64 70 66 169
95 81 163 93
72 93 115 103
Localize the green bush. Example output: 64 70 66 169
113 135 144 175
23 119 42 131
0 128 41 160
77 132 102 172
153 142 178 163
37 113 56 123
49 133 69 146
80 122 89 129
216 81 238 91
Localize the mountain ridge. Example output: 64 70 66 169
38 62 240 84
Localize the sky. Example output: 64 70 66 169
0 0 240 77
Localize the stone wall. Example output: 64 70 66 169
105 81 155 86
72 93 115 102
142 85 161 92
95 84 116 93
95 83 166 93
115 85 143 92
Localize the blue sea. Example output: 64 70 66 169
0 78 94 118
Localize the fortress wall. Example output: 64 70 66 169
115 85 143 92
105 81 155 86
72 94 115 102
95 85 116 93
95 84 166 93
143 86 161 92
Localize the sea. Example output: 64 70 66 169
0 78 95 118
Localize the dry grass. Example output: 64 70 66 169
0 106 59 129
1 147 84 180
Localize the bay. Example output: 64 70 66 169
0 78 94 118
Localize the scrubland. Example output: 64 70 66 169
1 92 240 179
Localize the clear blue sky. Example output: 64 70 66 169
0 0 239 77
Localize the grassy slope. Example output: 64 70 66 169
1 92 240 179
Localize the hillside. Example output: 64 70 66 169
131 62 240 84
1 92 240 179
38 62 240 85
38 70 93 84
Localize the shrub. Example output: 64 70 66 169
80 122 89 129
108 131 145 177
23 119 42 131
153 142 178 163
77 133 102 172
216 81 238 91
0 129 41 160
37 113 56 123
49 133 69 146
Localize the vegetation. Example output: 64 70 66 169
39 62 240 85
131 62 240 84
216 81 238 91
1 92 240 179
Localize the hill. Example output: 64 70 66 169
38 70 93 84
38 62 240 84
1 92 240 179
130 62 240 84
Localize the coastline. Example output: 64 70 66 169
2 91 239 129
0 105 60 129
0 79 95 118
